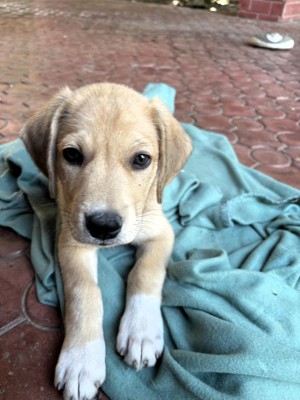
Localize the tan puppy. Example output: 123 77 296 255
21 83 192 400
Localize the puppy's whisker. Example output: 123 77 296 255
39 201 57 208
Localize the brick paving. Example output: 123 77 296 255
0 1 299 399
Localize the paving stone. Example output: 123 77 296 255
223 105 257 118
195 115 233 131
238 129 281 148
233 143 254 167
0 228 30 259
256 107 286 119
193 103 223 116
0 256 33 329
250 146 292 168
276 132 300 146
23 281 63 331
262 118 299 132
0 324 64 400
232 118 264 132
285 147 300 168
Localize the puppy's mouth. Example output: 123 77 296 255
70 227 124 247
93 238 120 247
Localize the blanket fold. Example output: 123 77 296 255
1 83 300 399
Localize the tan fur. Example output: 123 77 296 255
21 83 192 400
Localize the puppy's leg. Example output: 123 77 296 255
55 230 105 400
117 216 174 369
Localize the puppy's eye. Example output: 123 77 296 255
132 153 152 170
63 148 83 166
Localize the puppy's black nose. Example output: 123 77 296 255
86 212 122 240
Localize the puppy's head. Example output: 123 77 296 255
21 83 192 246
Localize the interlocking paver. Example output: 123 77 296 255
0 324 64 400
0 0 300 398
0 256 32 328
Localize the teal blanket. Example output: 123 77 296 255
1 84 300 399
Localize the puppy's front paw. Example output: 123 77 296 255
117 294 164 370
55 339 106 400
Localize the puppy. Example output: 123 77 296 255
21 83 192 400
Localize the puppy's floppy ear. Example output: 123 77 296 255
150 98 192 204
21 87 72 198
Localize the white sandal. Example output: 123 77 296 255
249 33 294 50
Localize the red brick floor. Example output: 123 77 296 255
0 1 299 399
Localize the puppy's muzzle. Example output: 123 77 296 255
86 211 122 240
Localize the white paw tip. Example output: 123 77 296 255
117 294 164 371
55 339 106 400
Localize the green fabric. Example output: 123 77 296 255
1 83 300 399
